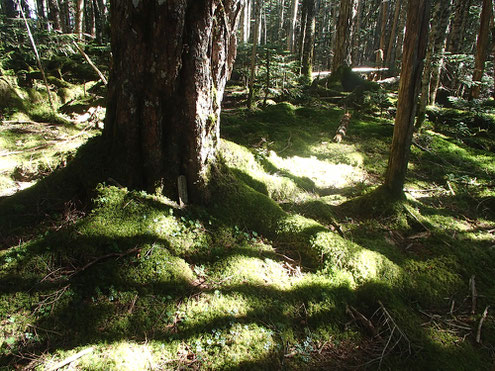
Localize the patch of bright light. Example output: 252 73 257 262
268 151 364 189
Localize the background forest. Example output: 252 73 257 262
0 0 495 370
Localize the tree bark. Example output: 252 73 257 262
47 0 61 30
447 0 472 53
332 0 353 72
301 0 317 82
385 0 402 70
74 0 84 40
471 0 493 99
429 0 452 104
384 0 431 197
416 0 450 129
104 0 242 203
376 0 388 71
351 0 363 66
248 0 261 108
286 0 298 52
240 0 250 43
297 0 308 66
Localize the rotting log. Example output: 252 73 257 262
334 112 352 143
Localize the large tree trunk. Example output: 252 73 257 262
301 0 317 81
384 0 431 197
471 0 493 99
332 0 353 71
104 0 242 203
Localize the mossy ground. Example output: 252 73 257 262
1 91 494 370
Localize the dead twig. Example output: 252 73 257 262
470 275 477 314
476 306 490 343
69 246 141 278
47 347 94 371
72 41 108 85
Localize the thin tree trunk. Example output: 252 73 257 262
385 0 402 70
376 0 388 76
394 0 407 64
351 0 363 66
240 0 250 43
492 17 495 99
298 1 308 64
332 0 353 72
84 0 95 37
287 0 298 51
301 0 317 81
278 0 285 40
59 0 71 33
47 0 61 30
248 0 261 109
447 0 472 53
471 0 493 99
429 0 452 104
19 3 55 112
384 0 431 197
74 0 84 40
416 0 449 129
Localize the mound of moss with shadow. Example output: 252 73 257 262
1 101 494 370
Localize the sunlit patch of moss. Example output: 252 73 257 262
210 255 297 290
308 142 364 167
221 140 307 202
178 292 252 330
267 151 364 190
187 322 277 368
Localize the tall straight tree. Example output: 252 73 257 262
471 0 493 99
384 0 431 197
332 0 353 71
428 0 452 104
287 0 298 51
416 0 452 129
301 0 317 81
385 0 402 71
247 0 261 108
447 0 472 53
104 0 243 203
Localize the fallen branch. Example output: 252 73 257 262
476 306 490 343
72 41 108 85
47 347 94 371
18 3 55 112
412 140 431 153
333 112 352 143
346 305 378 337
470 275 477 314
69 246 141 278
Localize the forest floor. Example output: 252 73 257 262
0 80 495 370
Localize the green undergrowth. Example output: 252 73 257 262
0 102 494 369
